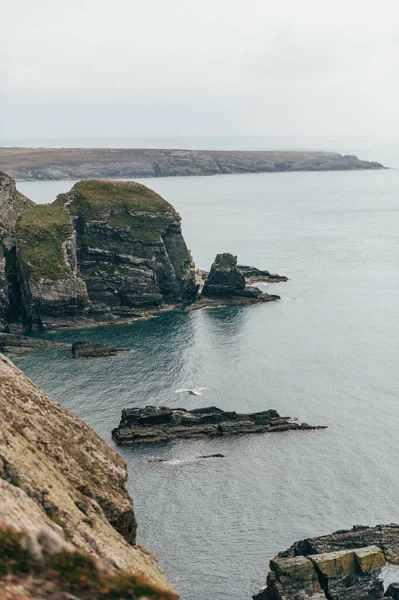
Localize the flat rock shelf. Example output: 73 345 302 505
111 406 327 444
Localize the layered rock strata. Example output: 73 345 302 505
0 148 385 181
255 525 399 600
0 353 176 595
237 264 288 283
0 177 197 331
112 406 326 444
190 253 281 309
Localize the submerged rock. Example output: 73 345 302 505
254 525 399 600
71 340 126 358
112 405 326 444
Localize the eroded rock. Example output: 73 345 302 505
112 406 326 444
71 341 126 358
255 526 399 600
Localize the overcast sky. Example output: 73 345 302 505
1 0 398 139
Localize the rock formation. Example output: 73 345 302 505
72 340 126 358
0 148 386 181
191 253 280 308
112 406 326 444
0 353 177 597
254 525 399 600
0 175 287 331
237 264 288 283
0 176 198 331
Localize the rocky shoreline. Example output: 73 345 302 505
0 173 286 333
254 524 399 600
111 406 326 444
0 148 385 181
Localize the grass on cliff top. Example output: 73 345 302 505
16 204 72 282
0 524 178 600
63 180 174 219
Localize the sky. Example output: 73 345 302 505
1 0 399 139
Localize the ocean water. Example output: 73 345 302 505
10 145 399 600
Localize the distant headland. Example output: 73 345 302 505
0 147 385 181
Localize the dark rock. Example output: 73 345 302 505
0 333 66 352
71 341 126 358
112 405 326 444
202 253 246 297
237 264 288 283
385 583 399 599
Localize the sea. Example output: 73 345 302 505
3 135 399 600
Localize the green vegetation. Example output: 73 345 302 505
64 180 174 220
16 204 72 282
0 524 178 599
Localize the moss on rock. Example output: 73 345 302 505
16 204 72 282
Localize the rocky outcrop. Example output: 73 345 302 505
255 525 399 600
191 253 280 309
111 406 326 444
58 180 197 322
0 178 198 331
0 171 34 230
237 264 288 283
0 333 67 352
0 176 286 331
0 148 385 181
72 340 126 358
0 173 34 331
0 353 176 595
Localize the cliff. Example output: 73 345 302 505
0 174 285 332
254 525 399 600
0 178 197 330
0 353 177 598
0 148 385 181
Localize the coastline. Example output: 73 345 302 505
0 147 385 181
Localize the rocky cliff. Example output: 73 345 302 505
254 525 399 600
0 176 197 331
0 148 385 181
0 353 177 598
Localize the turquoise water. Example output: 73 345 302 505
13 165 399 600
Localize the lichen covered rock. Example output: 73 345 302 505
255 527 395 600
0 353 175 593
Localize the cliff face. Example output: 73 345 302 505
0 353 177 596
58 180 197 320
0 173 35 331
15 203 89 330
0 177 197 331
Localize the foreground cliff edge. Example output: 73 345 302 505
0 353 178 598
254 525 399 600
0 171 285 332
